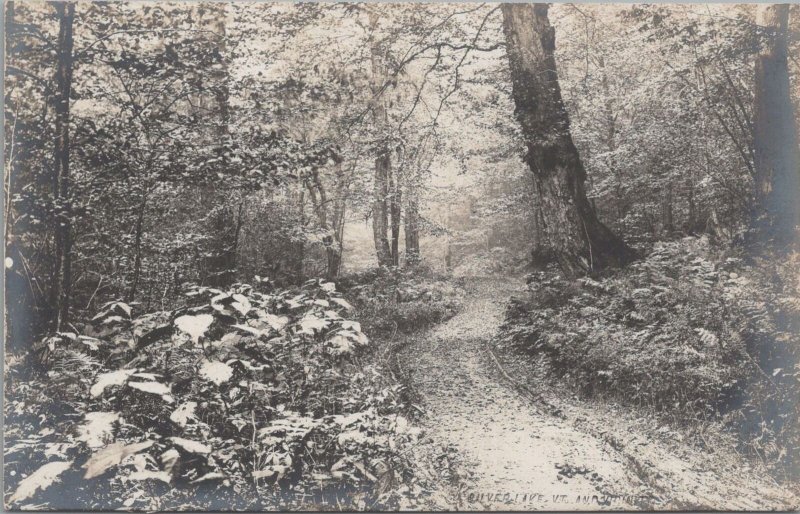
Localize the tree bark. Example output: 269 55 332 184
306 154 347 280
202 6 241 286
126 192 148 302
597 54 626 232
4 1 15 239
660 182 674 235
501 3 636 277
529 203 554 267
389 166 401 266
369 10 393 268
372 152 392 267
204 200 240 287
51 1 75 330
293 187 306 281
752 4 800 247
327 157 348 279
404 185 420 266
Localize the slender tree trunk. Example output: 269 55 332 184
294 188 306 281
204 200 240 287
501 3 636 277
5 1 15 239
752 4 800 247
686 151 698 233
307 156 347 280
209 192 240 286
52 2 75 330
327 158 348 279
687 181 697 233
598 54 624 230
334 211 345 275
324 241 341 279
404 184 420 266
324 237 342 280
200 5 240 286
233 200 244 264
372 152 392 267
126 193 148 302
661 182 674 235
369 10 393 267
389 167 401 266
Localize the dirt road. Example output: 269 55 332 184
400 277 798 511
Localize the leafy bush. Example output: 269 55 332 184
4 280 428 510
340 267 463 337
500 237 800 480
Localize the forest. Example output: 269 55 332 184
3 2 800 511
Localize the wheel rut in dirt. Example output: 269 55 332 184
399 277 798 511
401 278 645 510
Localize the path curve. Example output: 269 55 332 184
400 277 798 511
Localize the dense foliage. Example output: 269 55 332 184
5 280 431 510
6 3 799 339
4 1 799 505
341 267 464 336
501 237 800 480
557 5 764 241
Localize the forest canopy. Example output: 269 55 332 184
5 2 799 337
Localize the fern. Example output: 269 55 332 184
694 328 719 346
777 296 800 315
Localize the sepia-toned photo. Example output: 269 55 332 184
3 1 799 511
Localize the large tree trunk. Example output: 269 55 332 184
369 10 393 268
501 3 636 277
529 204 555 267
51 2 75 330
752 4 800 247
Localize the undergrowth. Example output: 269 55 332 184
500 236 800 481
339 266 464 420
340 266 463 338
4 279 432 510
